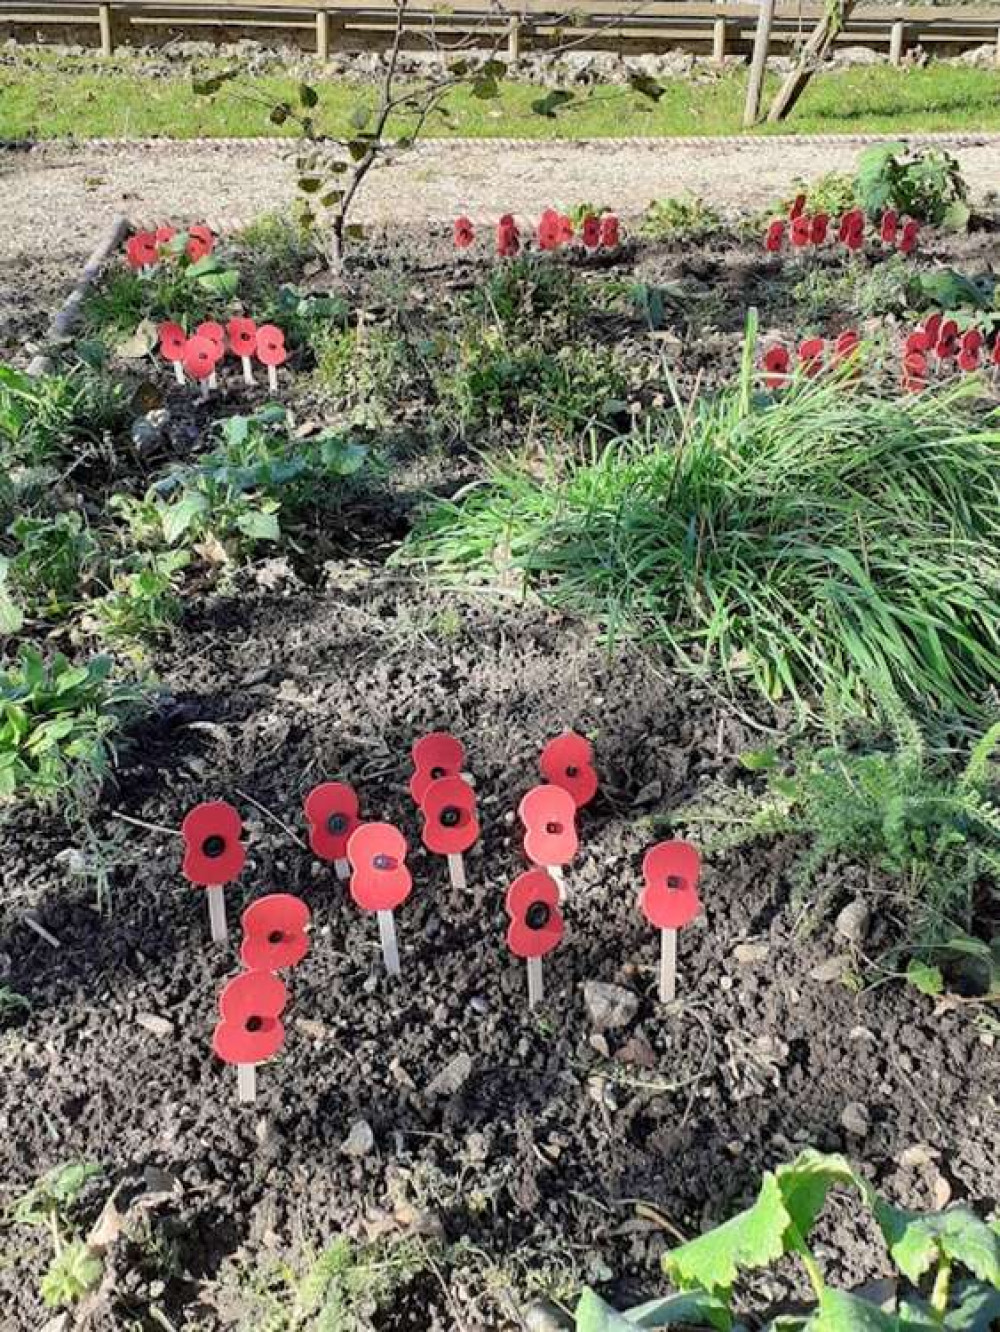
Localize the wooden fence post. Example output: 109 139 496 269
889 19 905 64
316 8 330 60
508 13 521 60
743 0 775 128
98 2 114 56
712 16 727 63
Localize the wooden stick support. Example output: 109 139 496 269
173 362 185 385
200 379 210 401
209 370 218 390
659 927 677 1003
237 1063 256 1103
334 856 350 881
268 365 279 392
527 956 543 1009
377 909 400 977
549 864 565 901
242 356 255 386
207 884 228 943
743 0 775 127
447 853 466 891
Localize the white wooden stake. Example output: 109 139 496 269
199 379 210 402
209 370 218 390
173 362 185 385
206 884 227 943
549 864 565 901
527 956 544 1009
267 364 278 392
377 909 400 976
659 927 677 1003
447 853 466 891
237 1063 256 1103
242 356 255 385
334 857 350 881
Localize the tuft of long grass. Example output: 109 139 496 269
406 330 1000 716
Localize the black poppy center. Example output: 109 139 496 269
566 765 579 777
327 812 347 834
202 834 226 858
430 766 446 780
268 929 284 944
373 853 395 871
667 874 683 890
526 902 551 930
245 1015 263 1032
545 821 563 836
440 806 461 828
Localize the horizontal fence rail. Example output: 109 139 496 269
2 0 1000 62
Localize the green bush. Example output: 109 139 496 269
855 141 970 230
0 363 128 466
313 323 417 425
639 194 723 242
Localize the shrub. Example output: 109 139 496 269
0 363 128 467
639 195 723 242
313 323 417 424
855 141 970 230
407 324 1000 715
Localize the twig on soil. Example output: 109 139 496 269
23 915 61 948
112 811 184 838
233 787 308 850
607 1198 689 1245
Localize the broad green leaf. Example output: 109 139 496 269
575 1286 731 1330
40 1241 103 1308
941 199 971 232
161 492 209 545
663 1173 789 1299
809 1289 901 1331
906 959 944 996
235 510 280 542
942 1280 1000 1331
115 318 158 360
875 1206 1000 1286
739 747 779 772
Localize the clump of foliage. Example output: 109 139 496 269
674 700 1000 952
0 362 128 467
263 284 349 349
232 212 316 296
1 512 97 626
855 141 970 230
313 322 420 425
83 240 239 340
466 256 593 339
0 649 149 808
792 253 913 322
87 550 189 649
577 1149 1000 1330
639 195 723 243
909 268 997 314
407 323 1000 715
783 170 856 219
9 1162 105 1309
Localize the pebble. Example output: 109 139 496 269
424 1051 472 1098
135 1013 174 1038
523 1297 574 1331
341 1118 375 1157
583 980 640 1031
841 1101 871 1137
734 941 769 964
836 899 870 945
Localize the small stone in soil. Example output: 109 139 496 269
424 1051 472 1098
135 1013 174 1038
733 941 770 964
841 1101 871 1137
341 1119 375 1157
583 980 640 1031
836 899 871 945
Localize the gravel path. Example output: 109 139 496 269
4 133 1000 270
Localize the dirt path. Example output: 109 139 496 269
3 133 999 269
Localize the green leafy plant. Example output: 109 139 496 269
88 550 189 648
910 269 996 314
466 256 593 339
854 142 970 230
313 321 419 424
10 1162 105 1310
264 283 349 349
639 195 723 243
792 253 913 323
782 171 856 219
0 362 128 466
2 511 97 621
407 320 1000 716
0 649 149 808
577 1150 1000 1330
84 239 239 340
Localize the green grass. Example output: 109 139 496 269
2 56 1000 139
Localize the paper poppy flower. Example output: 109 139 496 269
539 731 598 808
240 893 311 971
159 321 187 363
935 319 959 361
454 215 475 249
557 213 574 244
790 215 811 249
213 970 287 1066
880 210 899 245
961 329 984 355
181 800 246 886
409 731 465 806
537 208 563 252
798 336 825 377
183 335 221 381
186 223 215 262
581 214 601 249
764 219 785 254
922 313 943 347
303 781 360 861
991 339 1000 368
958 335 981 372
832 329 860 364
126 232 158 269
420 775 479 856
497 214 521 258
256 324 288 367
810 213 829 246
762 344 790 389
640 839 702 931
347 822 412 912
518 783 578 869
898 219 919 254
905 330 929 356
839 209 865 251
600 215 620 249
788 193 807 221
901 350 928 393
196 321 226 353
226 317 258 358
155 225 177 246
505 869 563 959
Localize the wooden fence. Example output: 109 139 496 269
3 0 1000 63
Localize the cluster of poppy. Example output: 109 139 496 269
453 210 621 259
900 313 1000 391
126 224 214 271
158 318 288 393
180 730 705 1095
765 199 918 257
760 329 861 388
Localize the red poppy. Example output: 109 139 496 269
992 339 1000 368
186 224 215 262
557 213 574 244
600 215 620 249
788 193 807 221
303 781 360 861
832 329 860 364
905 330 929 356
256 324 288 368
922 313 943 346
213 970 287 1066
183 335 221 381
762 344 790 389
240 893 311 971
764 219 785 254
497 214 520 258
226 317 258 359
181 800 246 886
790 214 811 249
958 345 981 373
409 732 465 806
798 336 825 377
880 210 899 245
537 208 563 251
962 329 984 354
505 869 563 959
898 218 919 254
839 209 865 251
347 822 412 912
454 216 475 249
810 213 829 246
518 783 578 869
155 225 177 247
581 214 601 249
420 775 479 856
935 319 959 361
901 350 928 393
126 232 158 269
196 321 226 353
640 839 702 931
539 731 598 808
159 321 187 363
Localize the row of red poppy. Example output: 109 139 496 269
158 318 288 384
760 329 861 386
765 208 918 256
126 224 215 271
454 209 621 258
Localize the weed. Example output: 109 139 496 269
0 986 30 1024
10 1162 105 1310
855 140 970 229
0 362 128 467
407 320 1000 715
782 170 856 218
233 212 317 293
88 550 189 649
2 511 97 622
639 195 723 243
792 253 913 323
313 322 417 424
83 245 239 340
264 284 349 349
466 257 592 338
